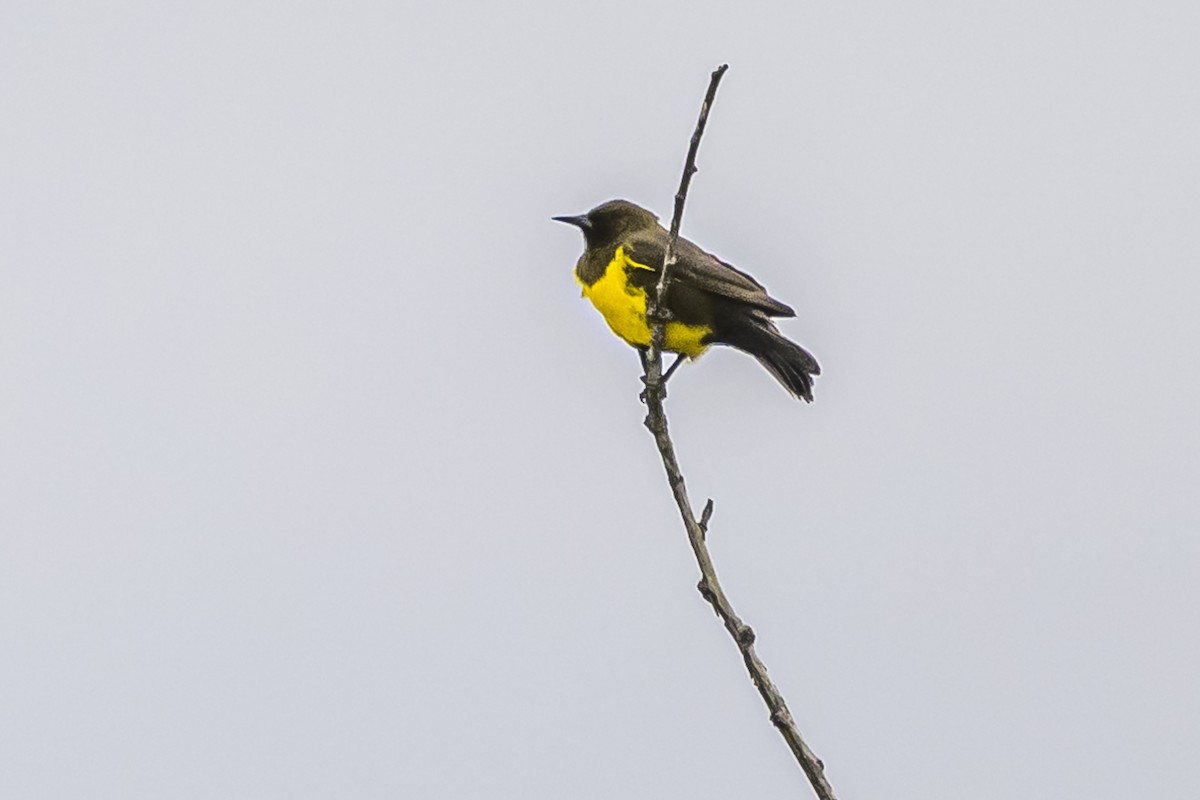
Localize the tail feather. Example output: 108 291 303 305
722 319 820 402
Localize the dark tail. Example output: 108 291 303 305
722 318 820 402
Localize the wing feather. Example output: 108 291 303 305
626 231 795 317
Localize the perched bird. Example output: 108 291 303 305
554 199 820 401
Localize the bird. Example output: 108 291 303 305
553 199 820 401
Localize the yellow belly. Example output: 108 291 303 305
576 247 711 357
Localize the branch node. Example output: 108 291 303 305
698 499 714 537
737 624 756 646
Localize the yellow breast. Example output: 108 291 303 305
576 246 711 357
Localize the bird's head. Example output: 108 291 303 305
553 199 660 246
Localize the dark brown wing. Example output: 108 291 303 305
625 230 795 317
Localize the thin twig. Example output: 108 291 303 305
643 65 729 404
641 65 837 800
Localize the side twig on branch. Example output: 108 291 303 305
641 64 837 800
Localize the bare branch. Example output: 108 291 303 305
640 65 838 800
643 65 729 404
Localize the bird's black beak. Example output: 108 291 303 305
552 214 591 231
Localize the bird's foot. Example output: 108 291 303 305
639 374 668 405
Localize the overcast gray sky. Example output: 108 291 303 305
3 2 1198 798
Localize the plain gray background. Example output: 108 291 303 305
3 2 1198 798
